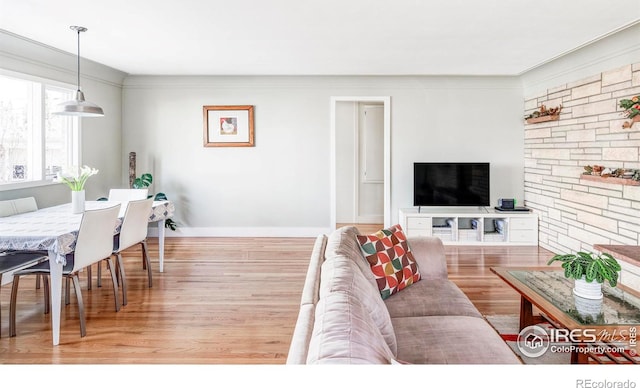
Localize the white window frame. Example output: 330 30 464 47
0 69 81 191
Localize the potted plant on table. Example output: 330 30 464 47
55 165 99 214
546 251 621 299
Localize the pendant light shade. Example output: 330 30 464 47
54 26 104 117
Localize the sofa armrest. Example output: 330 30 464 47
407 236 448 280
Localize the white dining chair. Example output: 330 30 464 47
0 197 47 289
9 204 122 338
0 252 48 338
108 189 149 202
0 196 37 217
98 198 153 306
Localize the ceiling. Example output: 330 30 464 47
1 0 639 76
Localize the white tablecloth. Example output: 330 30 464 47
0 200 175 265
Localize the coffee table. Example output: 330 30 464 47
491 267 640 364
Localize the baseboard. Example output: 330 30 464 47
147 226 332 238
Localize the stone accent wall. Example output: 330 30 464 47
524 63 640 257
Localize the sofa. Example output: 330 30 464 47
287 225 521 364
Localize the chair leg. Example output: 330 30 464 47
104 257 120 312
116 253 127 306
36 274 41 289
141 241 152 288
43 275 50 314
97 261 103 288
70 274 86 338
87 264 92 290
9 275 21 337
65 277 71 305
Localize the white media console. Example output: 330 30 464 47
399 207 538 246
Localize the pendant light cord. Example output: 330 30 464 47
76 28 81 92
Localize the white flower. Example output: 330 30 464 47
55 165 99 191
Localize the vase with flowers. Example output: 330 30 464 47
619 95 640 129
55 165 99 213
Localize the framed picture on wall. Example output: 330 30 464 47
203 105 255 147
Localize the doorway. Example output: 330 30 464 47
330 96 390 231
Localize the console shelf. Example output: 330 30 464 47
399 207 538 246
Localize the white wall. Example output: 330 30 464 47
0 30 126 205
123 76 523 236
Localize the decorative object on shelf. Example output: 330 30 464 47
203 105 255 147
619 95 639 129
547 251 621 299
524 104 562 124
581 165 640 185
55 165 99 213
53 26 104 117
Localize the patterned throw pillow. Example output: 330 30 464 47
356 224 421 299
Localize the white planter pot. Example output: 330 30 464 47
71 190 85 214
574 294 603 321
573 276 603 299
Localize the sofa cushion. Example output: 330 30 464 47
356 224 421 299
391 315 521 364
384 278 482 319
306 291 395 364
325 226 379 290
319 256 397 356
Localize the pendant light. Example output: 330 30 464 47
54 26 104 117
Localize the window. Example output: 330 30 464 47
0 71 79 189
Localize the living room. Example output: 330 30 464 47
1 1 639 386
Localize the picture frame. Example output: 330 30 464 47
203 105 255 147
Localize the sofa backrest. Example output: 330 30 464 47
405 236 449 280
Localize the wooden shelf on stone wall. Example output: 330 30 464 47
525 115 559 124
580 174 640 186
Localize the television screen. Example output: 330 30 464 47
413 162 490 207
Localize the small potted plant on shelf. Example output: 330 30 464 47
619 95 640 129
546 251 621 299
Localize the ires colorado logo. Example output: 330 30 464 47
517 325 550 358
516 325 634 358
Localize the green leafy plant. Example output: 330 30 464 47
132 173 177 230
132 173 153 189
547 252 621 287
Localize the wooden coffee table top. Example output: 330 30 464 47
491 267 640 340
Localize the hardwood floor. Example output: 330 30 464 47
0 233 554 364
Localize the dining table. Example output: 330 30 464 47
0 200 175 345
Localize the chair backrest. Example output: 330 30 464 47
0 197 38 217
72 204 121 272
0 200 14 217
117 198 153 252
108 189 149 202
13 197 38 213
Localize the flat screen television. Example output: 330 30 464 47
414 162 490 207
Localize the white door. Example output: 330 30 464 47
357 103 384 223
331 96 390 230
